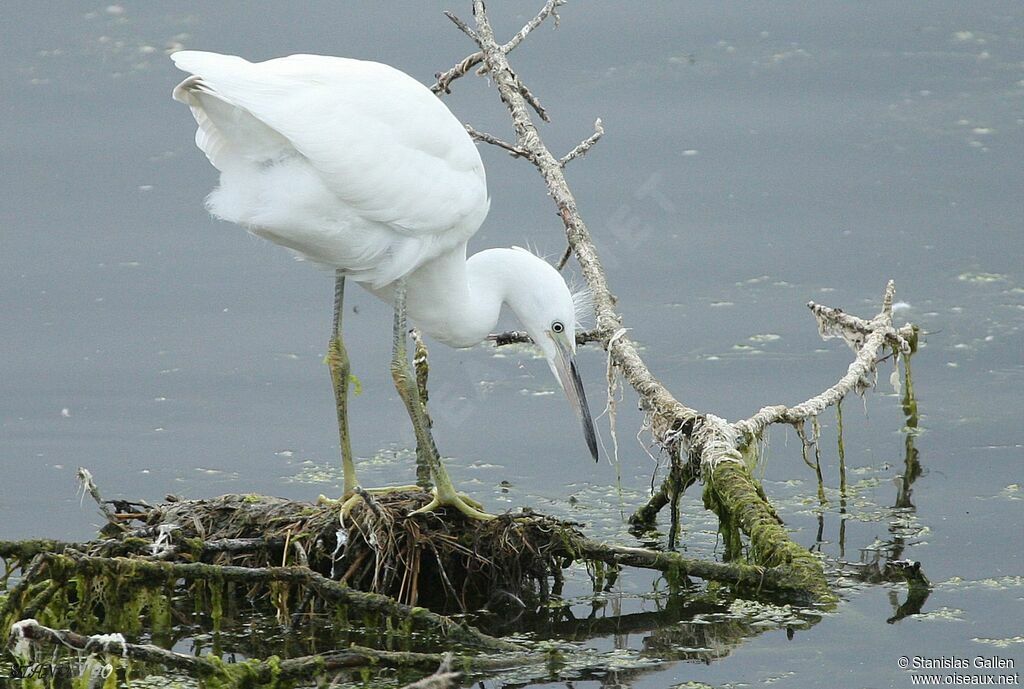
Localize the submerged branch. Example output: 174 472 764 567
570 538 806 600
32 552 521 653
8 620 523 687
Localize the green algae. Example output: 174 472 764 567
703 461 836 606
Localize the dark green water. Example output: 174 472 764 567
2 3 1021 687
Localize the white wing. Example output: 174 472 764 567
172 51 489 286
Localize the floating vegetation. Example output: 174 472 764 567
1 478 836 687
910 606 966 622
957 271 1009 284
973 636 1024 649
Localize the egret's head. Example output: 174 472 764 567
503 248 598 462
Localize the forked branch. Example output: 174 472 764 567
441 2 918 605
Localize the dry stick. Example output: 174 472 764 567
559 118 604 167
734 281 911 440
431 0 564 94
463 0 701 443
35 553 521 653
501 0 566 53
556 243 574 270
432 51 483 94
465 124 533 160
76 467 119 525
460 2 910 462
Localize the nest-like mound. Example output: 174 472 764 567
112 490 582 613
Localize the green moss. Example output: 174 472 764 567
148 583 174 646
202 654 293 689
0 540 63 566
210 579 224 634
704 461 836 606
331 602 350 630
664 559 687 596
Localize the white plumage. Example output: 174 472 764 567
171 51 598 510
172 51 488 288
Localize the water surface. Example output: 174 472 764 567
2 3 1022 687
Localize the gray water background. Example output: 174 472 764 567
2 2 1022 687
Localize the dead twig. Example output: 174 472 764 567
734 282 914 440
443 10 478 42
501 0 565 53
560 118 604 167
431 0 564 94
440 1 921 605
432 51 484 94
556 243 573 270
76 467 119 527
465 124 534 160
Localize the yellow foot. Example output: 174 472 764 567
408 489 495 521
317 493 344 507
319 485 423 524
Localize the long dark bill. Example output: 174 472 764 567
553 335 599 462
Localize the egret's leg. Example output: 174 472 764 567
390 279 494 521
319 274 418 511
410 329 434 491
326 271 357 496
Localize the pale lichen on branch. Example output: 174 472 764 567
444 1 919 606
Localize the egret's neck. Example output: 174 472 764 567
369 243 514 348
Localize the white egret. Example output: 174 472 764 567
171 51 597 520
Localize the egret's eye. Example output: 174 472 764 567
551 320 565 334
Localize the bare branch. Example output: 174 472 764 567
466 0 701 438
460 1 914 464
76 467 119 526
501 0 566 53
733 282 908 440
556 242 573 270
809 297 916 351
452 6 911 596
517 77 550 122
431 51 484 94
431 0 564 94
443 10 478 42
560 118 604 167
465 124 533 160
